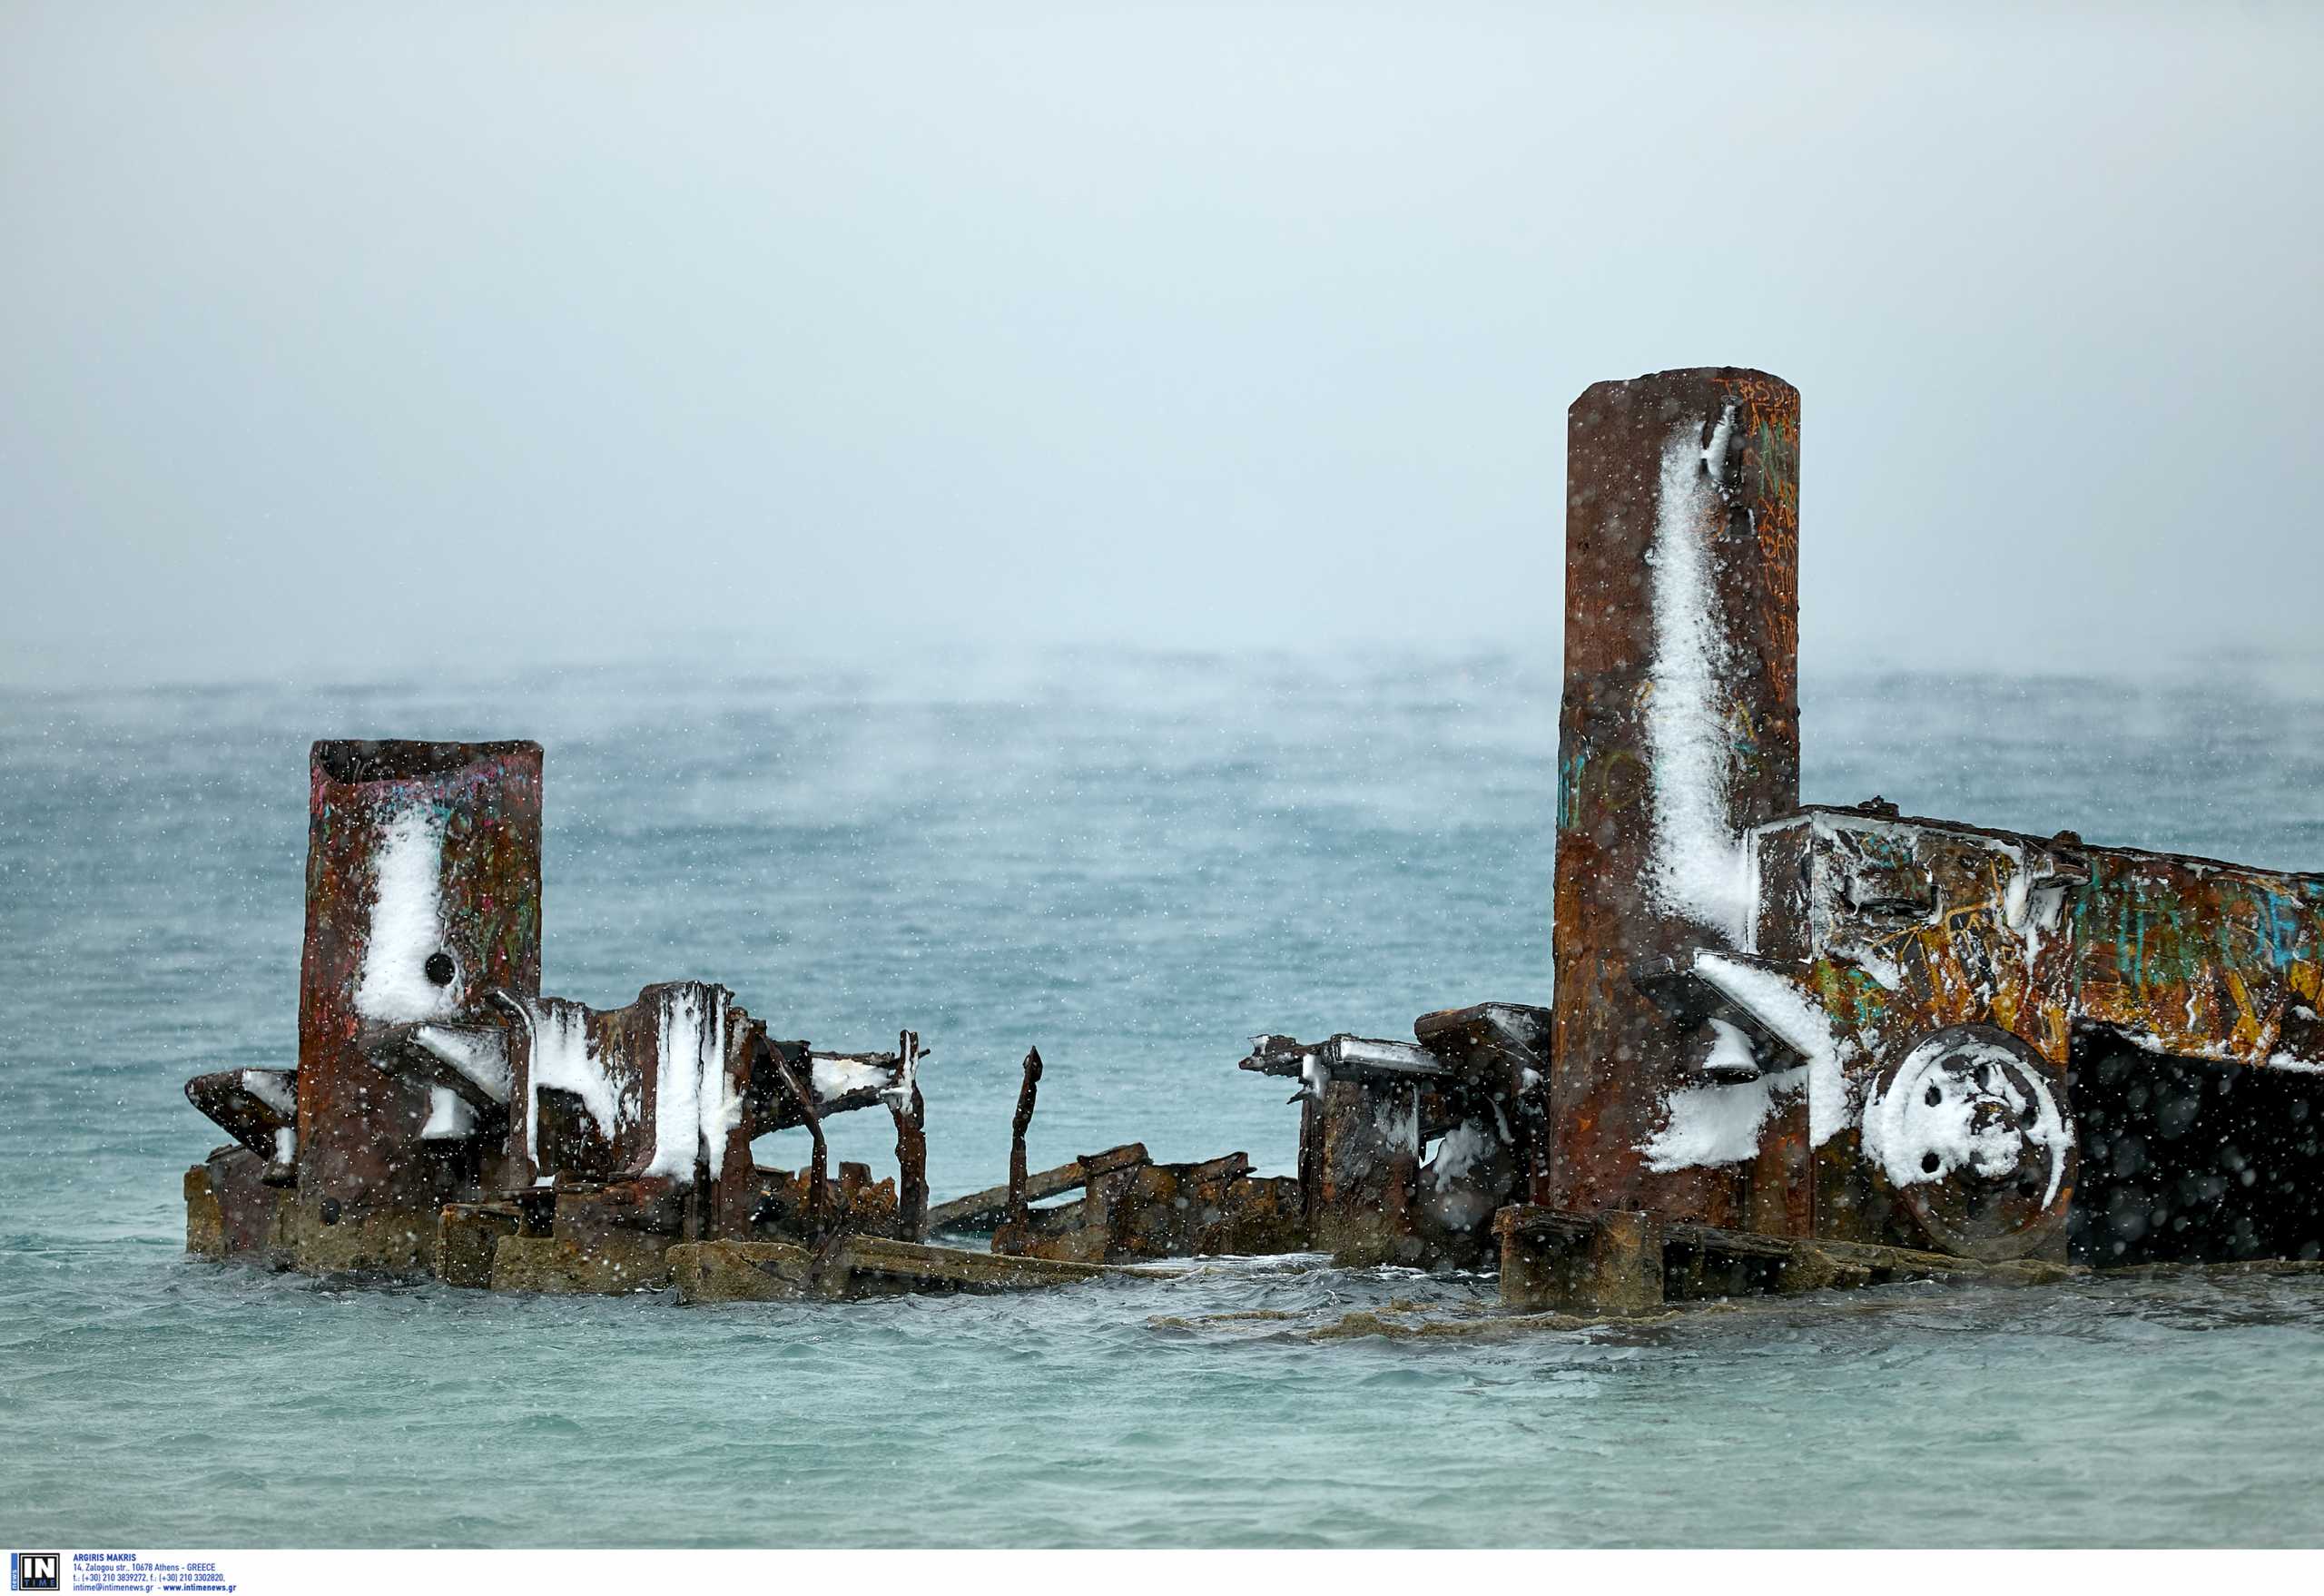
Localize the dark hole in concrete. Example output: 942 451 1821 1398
424 951 456 987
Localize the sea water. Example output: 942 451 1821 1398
5 648 2324 1547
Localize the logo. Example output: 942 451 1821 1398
9 1554 58 1592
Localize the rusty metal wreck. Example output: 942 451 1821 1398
183 366 2324 1314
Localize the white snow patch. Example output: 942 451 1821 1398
1694 951 1859 1147
880 1037 920 1114
2000 845 2067 972
2033 887 2065 934
1373 1088 1421 1155
1701 1017 1759 1078
1642 1067 1806 1172
2002 855 2030 930
517 996 626 1165
1335 1036 1443 1074
1643 409 1757 946
240 1069 295 1118
419 1086 478 1139
811 1054 893 1101
1423 1116 1508 1229
1702 404 1736 485
413 1024 511 1103
353 807 458 1024
271 1126 297 1163
1855 947 1903 992
2112 1026 2240 1065
1299 1052 1332 1104
1427 1118 1494 1190
2270 1005 2319 1067
644 984 735 1182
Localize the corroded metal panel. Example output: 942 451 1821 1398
2069 848 2324 1064
1240 1023 1527 1266
1684 813 2092 1255
500 982 788 1239
1687 809 2324 1257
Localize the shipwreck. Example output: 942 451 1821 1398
184 366 2324 1314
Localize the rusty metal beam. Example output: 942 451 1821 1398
924 1146 1147 1234
889 1030 929 1242
1006 1046 1042 1234
771 1053 830 1240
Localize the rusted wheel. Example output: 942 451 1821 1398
1861 1024 2075 1261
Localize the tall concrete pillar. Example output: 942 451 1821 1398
1551 369 1800 1227
295 740 542 1268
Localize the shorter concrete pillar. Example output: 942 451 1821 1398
434 1203 521 1288
1496 1205 1666 1315
1582 1211 1666 1315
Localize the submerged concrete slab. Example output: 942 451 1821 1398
669 1236 1178 1304
491 1232 675 1295
669 1240 817 1302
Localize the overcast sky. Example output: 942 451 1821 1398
5 3 2318 688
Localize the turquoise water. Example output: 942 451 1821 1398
5 650 2324 1547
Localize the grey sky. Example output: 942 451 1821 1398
5 3 2318 687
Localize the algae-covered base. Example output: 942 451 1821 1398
669 1236 1178 1302
186 1157 1187 1302
192 1154 2093 1317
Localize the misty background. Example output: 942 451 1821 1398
3 3 2319 689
